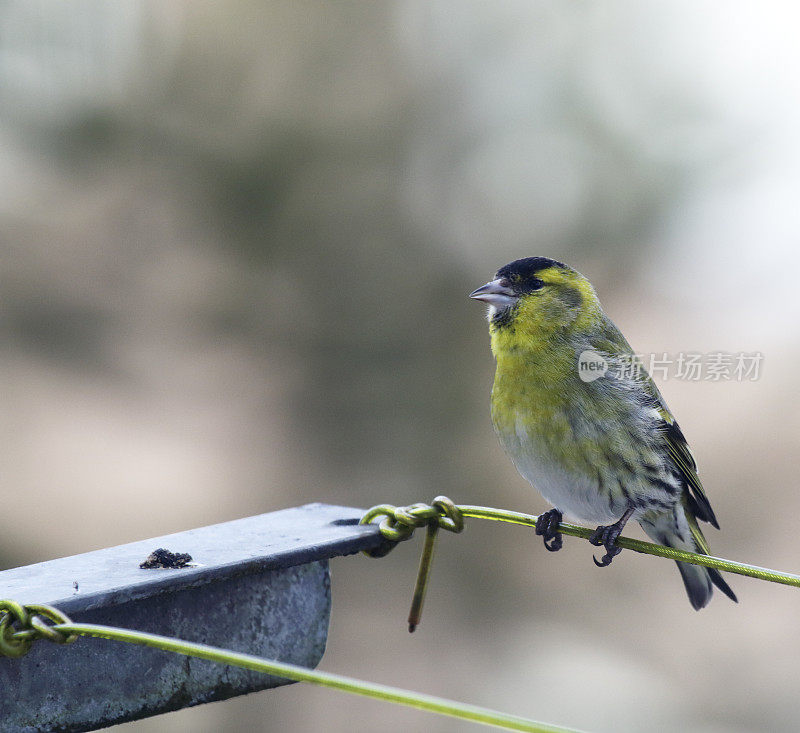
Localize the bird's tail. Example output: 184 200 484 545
640 506 737 611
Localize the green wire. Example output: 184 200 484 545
7 498 799 733
49 622 580 733
458 505 800 588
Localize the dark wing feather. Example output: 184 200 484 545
658 412 720 529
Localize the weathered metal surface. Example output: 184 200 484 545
0 503 383 732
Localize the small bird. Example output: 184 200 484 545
470 257 736 610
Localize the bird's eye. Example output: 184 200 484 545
527 278 544 292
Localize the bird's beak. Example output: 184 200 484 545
469 279 517 308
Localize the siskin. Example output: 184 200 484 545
470 257 736 610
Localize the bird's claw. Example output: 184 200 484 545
544 536 562 552
535 509 563 552
589 523 624 568
592 547 622 567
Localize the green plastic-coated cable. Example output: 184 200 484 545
456 505 800 588
359 499 800 588
4 499 797 733
44 622 577 733
358 499 800 635
1 600 578 731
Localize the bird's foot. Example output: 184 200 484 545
535 508 563 552
589 524 623 567
589 507 635 567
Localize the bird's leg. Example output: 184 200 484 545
535 508 563 552
589 506 635 567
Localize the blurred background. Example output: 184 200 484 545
2 2 799 731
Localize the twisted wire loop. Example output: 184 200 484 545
360 497 465 631
0 601 77 658
359 496 464 557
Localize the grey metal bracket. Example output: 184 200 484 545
0 503 386 732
